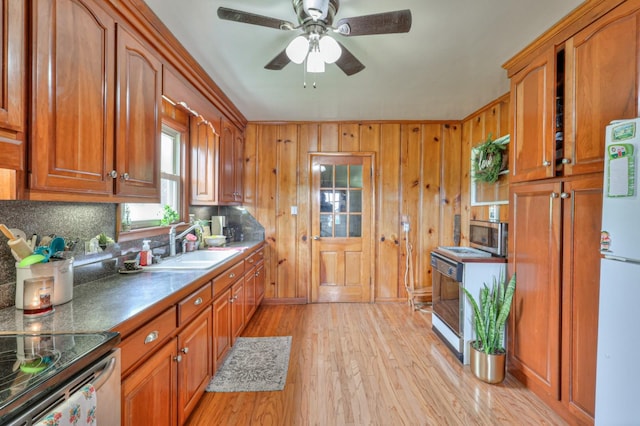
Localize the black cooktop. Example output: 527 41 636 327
0 331 120 420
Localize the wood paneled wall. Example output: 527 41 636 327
243 121 462 303
460 94 511 246
243 94 509 303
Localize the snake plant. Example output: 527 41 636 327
462 273 516 355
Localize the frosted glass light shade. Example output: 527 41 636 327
307 50 325 73
286 36 310 64
304 0 329 20
319 36 341 64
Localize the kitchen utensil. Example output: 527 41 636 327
18 254 46 267
1 224 33 260
49 237 66 255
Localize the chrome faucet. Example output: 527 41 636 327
168 222 203 257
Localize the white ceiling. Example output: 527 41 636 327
144 0 584 122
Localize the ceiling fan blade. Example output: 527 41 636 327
336 9 412 36
334 41 365 76
217 7 296 31
264 49 291 70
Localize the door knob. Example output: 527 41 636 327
108 170 117 178
561 158 571 165
542 160 551 167
121 172 130 181
560 192 570 199
313 236 320 240
550 192 559 199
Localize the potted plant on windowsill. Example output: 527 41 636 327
462 273 516 384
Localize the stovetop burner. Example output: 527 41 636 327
437 246 492 258
0 332 119 420
0 346 61 395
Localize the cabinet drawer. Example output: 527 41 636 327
179 282 212 326
120 306 177 373
213 261 244 297
244 252 258 270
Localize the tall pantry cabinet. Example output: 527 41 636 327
505 1 640 423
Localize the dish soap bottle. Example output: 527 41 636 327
140 240 152 266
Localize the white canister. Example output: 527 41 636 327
15 258 74 309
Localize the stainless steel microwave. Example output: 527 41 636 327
469 220 508 257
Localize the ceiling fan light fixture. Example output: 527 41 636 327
306 49 325 73
319 35 341 63
286 35 310 64
303 0 329 21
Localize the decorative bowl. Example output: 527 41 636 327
205 235 227 247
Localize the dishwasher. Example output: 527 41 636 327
0 332 121 425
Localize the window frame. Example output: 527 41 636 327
116 106 190 242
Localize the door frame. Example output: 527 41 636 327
308 152 377 303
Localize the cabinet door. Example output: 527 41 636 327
178 306 212 425
561 174 603 422
244 267 257 323
190 118 219 204
234 129 245 202
510 48 557 183
31 0 116 194
255 262 265 305
115 25 161 199
564 3 640 177
122 338 178 426
231 279 245 344
508 181 562 399
213 288 232 369
0 0 25 133
219 120 237 203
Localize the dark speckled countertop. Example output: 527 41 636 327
0 241 263 334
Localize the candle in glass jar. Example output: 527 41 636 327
23 277 54 317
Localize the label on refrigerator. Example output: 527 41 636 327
606 143 635 197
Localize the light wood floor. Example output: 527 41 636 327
186 303 567 426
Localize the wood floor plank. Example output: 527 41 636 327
186 303 567 425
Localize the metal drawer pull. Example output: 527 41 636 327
174 355 182 363
144 331 159 344
181 347 189 354
229 272 236 278
194 297 203 306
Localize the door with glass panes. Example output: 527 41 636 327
310 154 373 303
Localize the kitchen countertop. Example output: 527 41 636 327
0 241 263 334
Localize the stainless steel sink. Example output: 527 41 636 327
142 249 238 270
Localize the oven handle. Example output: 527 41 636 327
92 356 117 392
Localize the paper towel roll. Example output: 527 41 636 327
211 216 225 235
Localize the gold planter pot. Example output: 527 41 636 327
469 341 506 384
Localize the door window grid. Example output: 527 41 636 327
319 164 363 238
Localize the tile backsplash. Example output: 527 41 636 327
0 201 263 309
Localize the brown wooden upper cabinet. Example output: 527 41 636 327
190 116 219 205
163 67 243 206
219 119 244 204
509 1 640 184
0 0 26 171
30 0 161 201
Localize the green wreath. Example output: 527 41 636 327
473 134 509 184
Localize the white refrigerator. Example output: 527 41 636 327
595 118 640 424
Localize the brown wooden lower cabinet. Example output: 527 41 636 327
120 244 264 425
230 277 245 345
122 337 179 426
178 307 213 425
508 174 602 423
121 307 212 426
213 287 232 370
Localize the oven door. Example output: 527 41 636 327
431 252 463 336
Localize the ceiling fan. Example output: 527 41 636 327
217 0 412 76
